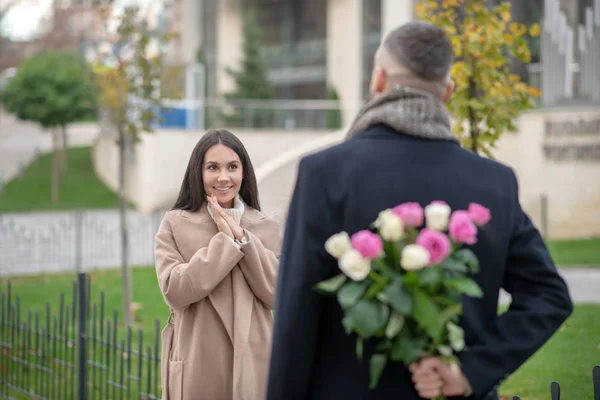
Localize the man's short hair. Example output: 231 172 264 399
382 21 454 82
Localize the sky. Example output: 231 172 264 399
3 0 155 40
3 0 53 40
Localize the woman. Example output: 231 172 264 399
154 129 281 400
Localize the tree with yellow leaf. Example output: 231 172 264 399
93 4 173 327
416 0 541 155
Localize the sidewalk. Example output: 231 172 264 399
0 112 99 182
499 267 600 304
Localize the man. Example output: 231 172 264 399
266 21 573 400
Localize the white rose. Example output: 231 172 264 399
400 244 430 271
376 210 404 242
338 249 371 281
325 232 352 259
425 202 451 231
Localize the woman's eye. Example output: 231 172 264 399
229 164 238 170
208 165 217 170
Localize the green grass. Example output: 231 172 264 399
0 146 119 213
2 267 598 400
500 305 599 400
1 266 168 337
547 237 600 266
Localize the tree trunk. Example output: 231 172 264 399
51 128 61 204
468 60 479 154
60 125 68 172
118 123 133 328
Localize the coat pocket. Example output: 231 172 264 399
168 361 183 400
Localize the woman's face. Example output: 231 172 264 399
202 144 243 208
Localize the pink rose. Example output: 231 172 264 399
468 203 491 226
392 202 424 227
449 211 478 245
351 230 384 259
416 228 451 265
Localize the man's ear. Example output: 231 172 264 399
372 66 387 95
442 80 455 103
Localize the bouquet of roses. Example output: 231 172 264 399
314 201 491 392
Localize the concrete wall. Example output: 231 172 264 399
255 106 600 239
492 107 600 239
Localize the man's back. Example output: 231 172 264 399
267 124 572 399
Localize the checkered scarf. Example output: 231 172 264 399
345 86 459 144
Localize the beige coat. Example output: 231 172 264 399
154 204 281 400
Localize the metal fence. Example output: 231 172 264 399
0 273 162 400
0 210 164 277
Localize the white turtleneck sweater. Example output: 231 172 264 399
207 195 248 248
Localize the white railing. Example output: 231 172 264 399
542 0 600 106
158 98 343 131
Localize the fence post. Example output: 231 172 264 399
550 381 560 400
74 211 83 272
593 365 600 400
540 194 548 239
77 272 88 400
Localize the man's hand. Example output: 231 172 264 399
409 357 473 398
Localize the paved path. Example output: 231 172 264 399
499 268 600 304
0 111 99 182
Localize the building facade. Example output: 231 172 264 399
166 0 414 125
164 0 599 124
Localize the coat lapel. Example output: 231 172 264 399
181 206 235 345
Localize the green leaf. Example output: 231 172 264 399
384 242 401 269
337 281 368 309
395 239 407 255
385 312 405 339
375 292 390 304
356 338 364 361
341 315 355 335
375 339 393 352
441 303 463 323
444 277 484 298
348 299 390 337
369 354 388 389
412 289 444 340
390 328 426 364
417 267 442 287
314 274 347 294
454 249 480 273
384 277 413 315
372 259 397 279
447 322 466 351
437 345 453 357
440 258 468 273
403 271 419 288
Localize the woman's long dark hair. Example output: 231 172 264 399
172 129 261 211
